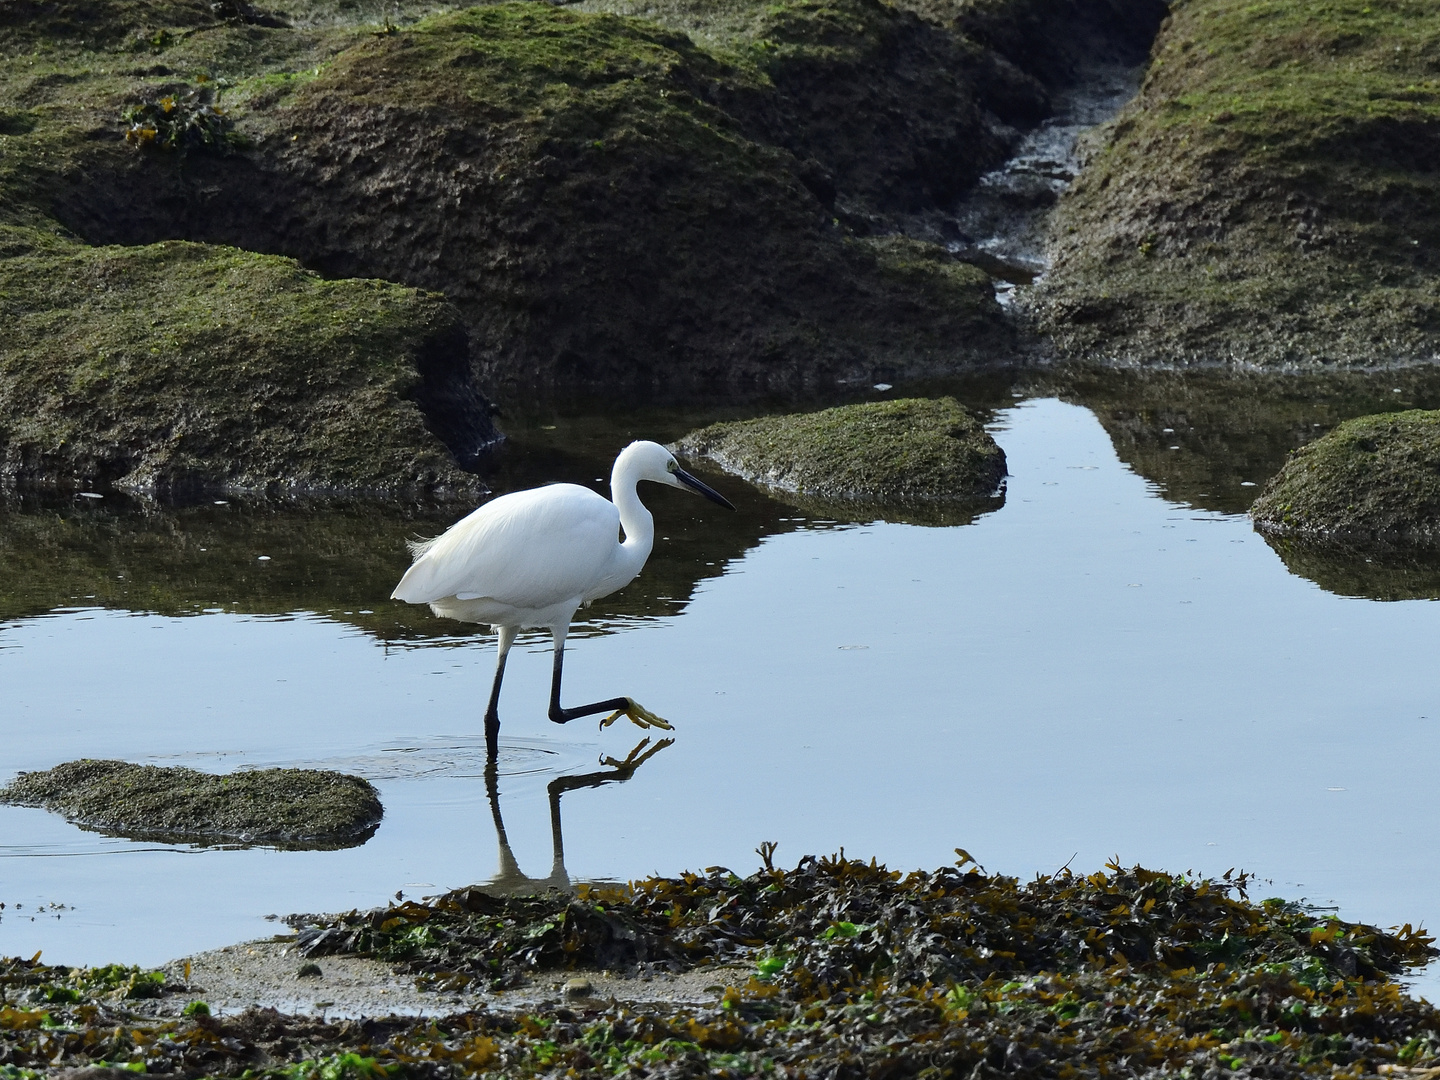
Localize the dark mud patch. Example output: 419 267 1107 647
0 759 382 849
673 397 1006 522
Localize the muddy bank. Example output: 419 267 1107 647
675 396 1006 523
1 854 1437 1077
11 0 1170 417
0 759 382 849
155 938 748 1018
1031 0 1440 368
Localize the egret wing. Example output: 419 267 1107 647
392 485 621 608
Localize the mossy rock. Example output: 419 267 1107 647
674 397 1007 518
0 3 500 497
0 231 490 499
128 1 1013 400
0 759 383 849
1250 410 1440 545
11 0 1160 407
1033 0 1440 367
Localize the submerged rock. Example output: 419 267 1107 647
1250 410 1440 545
674 397 1007 515
1033 0 1440 367
0 759 383 849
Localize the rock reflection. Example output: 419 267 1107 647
478 737 673 897
0 445 797 638
1032 366 1440 515
1260 535 1440 602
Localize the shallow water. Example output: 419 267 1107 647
2 385 1439 999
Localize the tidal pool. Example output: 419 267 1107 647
2 389 1438 998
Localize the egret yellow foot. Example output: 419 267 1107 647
599 698 673 732
601 736 675 773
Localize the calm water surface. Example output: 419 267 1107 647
2 392 1438 996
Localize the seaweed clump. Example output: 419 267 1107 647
1251 409 1440 546
122 90 238 155
0 759 383 849
2 853 1439 1077
674 397 1007 515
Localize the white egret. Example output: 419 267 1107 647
391 440 734 758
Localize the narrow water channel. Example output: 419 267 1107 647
2 390 1437 999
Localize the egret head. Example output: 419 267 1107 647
618 440 735 510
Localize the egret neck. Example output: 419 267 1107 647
609 442 658 581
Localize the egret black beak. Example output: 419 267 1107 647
674 467 736 510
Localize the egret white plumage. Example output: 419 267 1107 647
391 440 735 758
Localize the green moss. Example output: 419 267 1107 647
1250 409 1440 542
0 7 499 496
0 233 483 498
1037 0 1440 365
674 397 1007 509
0 0 219 54
0 759 383 848
249 1 1011 400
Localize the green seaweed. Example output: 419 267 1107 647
1 853 1438 1076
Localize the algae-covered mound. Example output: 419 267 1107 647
25 0 1170 408
0 5 500 498
1250 410 1440 545
71 0 1010 401
675 397 1006 506
1034 0 1440 367
0 759 383 848
0 229 489 499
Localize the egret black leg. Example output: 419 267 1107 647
547 634 629 724
485 625 517 759
546 626 674 732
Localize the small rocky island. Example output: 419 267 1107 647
1251 410 1440 546
0 759 383 848
675 397 1006 510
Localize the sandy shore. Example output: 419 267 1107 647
153 937 749 1019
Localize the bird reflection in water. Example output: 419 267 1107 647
478 736 674 897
